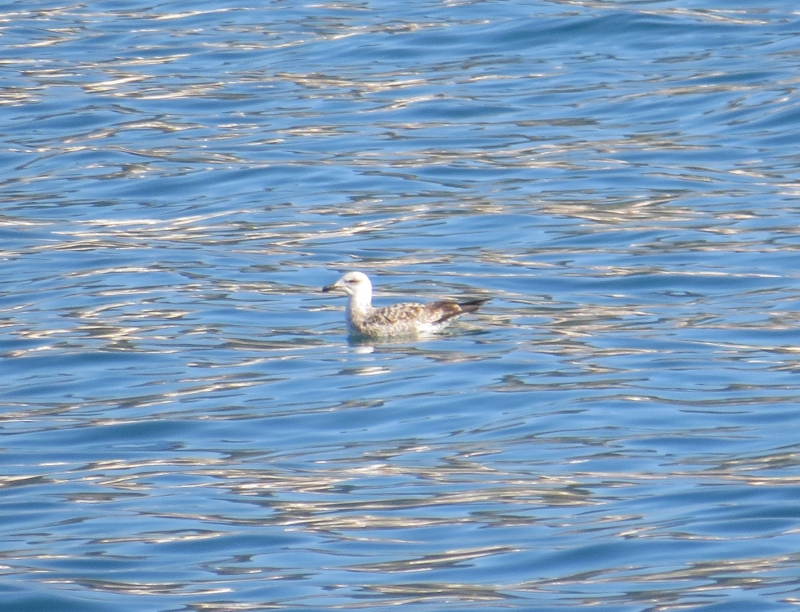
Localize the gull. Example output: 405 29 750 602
322 271 488 338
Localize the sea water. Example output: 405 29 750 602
2 1 800 610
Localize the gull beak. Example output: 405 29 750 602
322 282 338 293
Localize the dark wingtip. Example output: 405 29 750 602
429 297 488 324
457 298 489 314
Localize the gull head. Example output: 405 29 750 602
322 271 373 304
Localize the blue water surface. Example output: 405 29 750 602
2 0 800 610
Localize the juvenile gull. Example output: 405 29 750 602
322 271 488 338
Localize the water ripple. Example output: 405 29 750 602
3 1 800 611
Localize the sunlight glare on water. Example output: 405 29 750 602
2 1 800 611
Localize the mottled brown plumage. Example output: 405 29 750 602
322 272 487 338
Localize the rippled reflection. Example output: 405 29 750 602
3 1 800 611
